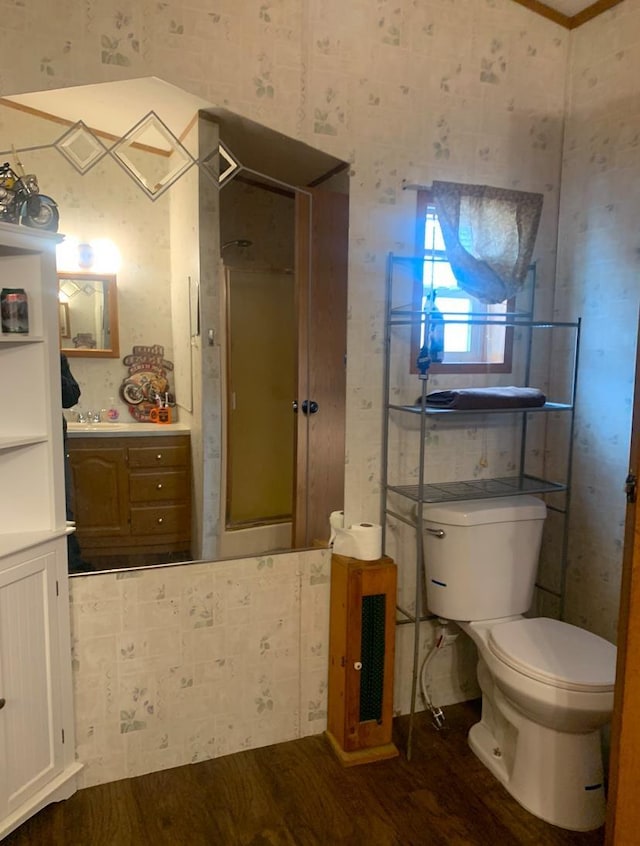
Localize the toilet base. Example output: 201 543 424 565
468 696 606 832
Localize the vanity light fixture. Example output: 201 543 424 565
56 237 121 274
77 242 94 268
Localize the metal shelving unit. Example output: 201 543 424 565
380 252 581 758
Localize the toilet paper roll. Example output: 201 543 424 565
332 522 382 561
328 510 344 545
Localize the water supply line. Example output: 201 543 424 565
419 620 459 730
221 238 253 251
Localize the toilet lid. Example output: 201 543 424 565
488 617 616 693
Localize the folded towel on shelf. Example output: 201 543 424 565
420 386 547 410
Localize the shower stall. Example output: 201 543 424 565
218 263 295 557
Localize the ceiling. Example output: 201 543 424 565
2 78 211 145
0 77 347 189
510 0 623 28
540 0 605 13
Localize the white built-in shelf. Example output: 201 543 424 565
0 334 44 345
0 435 48 451
0 529 68 561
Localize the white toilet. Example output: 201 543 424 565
422 495 617 832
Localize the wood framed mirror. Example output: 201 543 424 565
3 80 348 569
58 272 120 358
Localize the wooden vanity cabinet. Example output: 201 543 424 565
67 445 129 540
67 434 191 564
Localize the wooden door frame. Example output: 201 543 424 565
605 317 640 843
293 191 311 547
293 188 348 548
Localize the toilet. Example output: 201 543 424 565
422 495 617 832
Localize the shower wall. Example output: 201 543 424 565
219 179 297 557
225 266 296 527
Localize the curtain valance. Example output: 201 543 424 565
432 181 543 304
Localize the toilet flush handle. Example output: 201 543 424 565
425 527 446 539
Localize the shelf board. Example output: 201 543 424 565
0 529 67 560
389 401 573 416
389 305 535 322
0 334 44 345
387 475 566 504
0 219 62 247
387 307 579 330
0 434 48 451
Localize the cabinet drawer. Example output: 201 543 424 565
130 503 189 536
130 470 189 503
128 443 189 469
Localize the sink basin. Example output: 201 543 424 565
67 422 128 431
66 421 188 436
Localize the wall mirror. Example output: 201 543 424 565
0 77 349 574
58 272 120 358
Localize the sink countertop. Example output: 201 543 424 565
66 421 191 438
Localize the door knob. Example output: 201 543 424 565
0 698 5 710
626 471 637 504
293 400 319 414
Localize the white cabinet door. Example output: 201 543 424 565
0 545 63 819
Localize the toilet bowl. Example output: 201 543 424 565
421 496 617 832
459 616 615 831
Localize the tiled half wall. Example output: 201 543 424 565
70 548 477 788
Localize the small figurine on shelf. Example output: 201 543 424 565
0 154 59 232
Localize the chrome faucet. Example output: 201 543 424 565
77 410 100 424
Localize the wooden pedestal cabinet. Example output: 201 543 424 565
67 434 191 564
326 553 399 765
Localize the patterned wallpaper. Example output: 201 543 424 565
555 0 640 641
3 0 632 786
0 103 174 419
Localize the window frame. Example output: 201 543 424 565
410 190 515 375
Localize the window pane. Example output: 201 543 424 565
415 192 516 372
424 213 445 251
423 260 457 290
437 296 471 353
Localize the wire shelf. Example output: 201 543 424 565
388 401 573 416
388 475 566 504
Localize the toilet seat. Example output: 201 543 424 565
488 617 616 693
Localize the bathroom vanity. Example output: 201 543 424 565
66 423 192 567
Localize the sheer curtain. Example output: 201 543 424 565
432 181 543 304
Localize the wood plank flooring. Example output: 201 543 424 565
4 700 605 846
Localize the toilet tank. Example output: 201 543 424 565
422 495 547 621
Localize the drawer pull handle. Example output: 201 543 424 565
156 483 163 490
0 697 5 710
157 517 164 524
156 454 162 460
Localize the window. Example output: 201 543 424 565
411 191 520 374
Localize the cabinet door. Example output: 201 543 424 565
0 549 63 817
68 446 129 538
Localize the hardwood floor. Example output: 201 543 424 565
5 701 605 846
